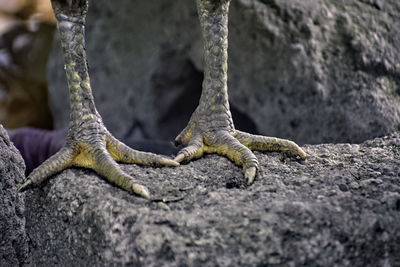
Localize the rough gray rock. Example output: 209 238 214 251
0 125 28 266
24 132 400 266
48 0 400 144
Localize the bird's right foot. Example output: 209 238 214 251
19 0 178 199
19 119 178 199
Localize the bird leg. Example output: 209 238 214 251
175 0 306 184
19 0 178 198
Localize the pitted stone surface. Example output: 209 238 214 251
25 132 400 266
0 125 28 266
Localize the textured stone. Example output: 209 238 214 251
24 132 400 266
48 0 400 144
0 125 28 266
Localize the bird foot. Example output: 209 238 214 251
19 124 178 198
174 123 306 184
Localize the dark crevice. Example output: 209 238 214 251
151 50 259 141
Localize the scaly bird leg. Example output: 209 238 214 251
175 0 306 184
19 0 178 198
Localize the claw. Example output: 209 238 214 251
245 166 257 185
174 154 186 163
235 131 307 159
132 183 151 199
174 135 204 163
160 157 180 167
297 148 307 160
18 179 33 192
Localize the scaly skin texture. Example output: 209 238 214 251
19 0 178 198
175 0 307 184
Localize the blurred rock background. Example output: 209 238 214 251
0 0 54 130
48 0 400 145
0 0 399 145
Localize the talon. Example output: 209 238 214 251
297 148 307 160
245 166 257 185
160 157 180 167
174 154 186 163
132 183 151 199
19 179 32 192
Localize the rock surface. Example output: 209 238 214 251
24 132 400 266
48 0 400 144
0 125 28 266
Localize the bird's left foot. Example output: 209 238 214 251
174 117 306 184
